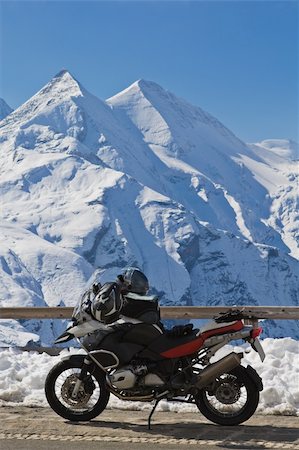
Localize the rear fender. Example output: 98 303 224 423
245 365 263 391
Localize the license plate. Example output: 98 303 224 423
252 338 265 362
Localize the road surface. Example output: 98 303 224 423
0 406 298 449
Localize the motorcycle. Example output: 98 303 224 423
45 308 265 428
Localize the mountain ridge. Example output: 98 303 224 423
0 71 298 345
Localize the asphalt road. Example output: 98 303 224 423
0 406 298 450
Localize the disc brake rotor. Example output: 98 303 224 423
214 376 241 404
61 374 92 408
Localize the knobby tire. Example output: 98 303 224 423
45 358 110 421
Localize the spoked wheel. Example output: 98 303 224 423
45 357 110 421
195 366 259 425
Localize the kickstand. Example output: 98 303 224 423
148 399 160 430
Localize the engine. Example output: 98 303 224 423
109 368 136 389
109 362 164 390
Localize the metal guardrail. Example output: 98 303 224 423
0 306 299 320
1 306 298 354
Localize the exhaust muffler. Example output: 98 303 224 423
196 352 243 389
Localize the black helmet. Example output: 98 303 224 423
120 267 149 295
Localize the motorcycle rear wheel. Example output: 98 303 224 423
195 365 259 426
45 358 110 421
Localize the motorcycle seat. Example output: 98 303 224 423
158 320 244 359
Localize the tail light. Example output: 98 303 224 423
250 327 263 339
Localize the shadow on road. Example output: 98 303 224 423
67 418 298 445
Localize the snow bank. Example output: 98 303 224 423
0 338 298 415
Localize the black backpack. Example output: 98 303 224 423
121 292 160 324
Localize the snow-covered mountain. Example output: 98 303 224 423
244 139 298 260
107 80 298 257
0 70 298 345
0 98 13 121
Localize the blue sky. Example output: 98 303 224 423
0 0 298 142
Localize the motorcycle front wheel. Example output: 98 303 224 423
195 365 259 426
45 358 110 421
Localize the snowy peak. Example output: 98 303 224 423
0 98 13 121
0 70 85 130
24 69 85 108
136 78 163 91
108 78 248 157
38 69 84 98
0 70 114 158
108 78 164 101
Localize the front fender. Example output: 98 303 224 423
61 354 85 364
246 365 263 391
61 354 106 378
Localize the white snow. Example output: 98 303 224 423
0 338 298 416
243 139 299 259
254 139 299 161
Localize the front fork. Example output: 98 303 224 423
71 357 92 399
